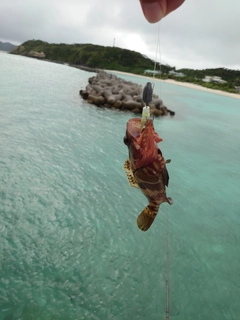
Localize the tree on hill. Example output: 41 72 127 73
10 40 157 74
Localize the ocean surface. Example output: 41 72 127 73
0 51 240 320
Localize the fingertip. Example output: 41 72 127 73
140 1 164 23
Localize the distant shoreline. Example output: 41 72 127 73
107 70 240 100
7 50 240 100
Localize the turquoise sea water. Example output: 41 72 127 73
0 51 240 320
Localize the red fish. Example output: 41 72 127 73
123 118 173 231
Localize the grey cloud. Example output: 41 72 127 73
1 0 239 69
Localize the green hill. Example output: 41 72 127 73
10 39 158 74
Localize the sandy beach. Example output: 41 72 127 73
108 70 240 100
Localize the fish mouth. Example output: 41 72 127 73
127 118 142 139
127 118 156 139
125 117 162 146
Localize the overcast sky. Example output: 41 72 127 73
1 0 239 70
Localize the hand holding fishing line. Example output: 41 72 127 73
139 0 185 121
139 0 185 23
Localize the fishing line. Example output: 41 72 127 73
152 22 162 96
153 23 170 320
141 22 162 125
141 22 171 319
165 205 170 320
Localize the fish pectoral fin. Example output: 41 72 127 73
165 159 171 164
136 206 157 232
167 197 173 205
123 159 139 189
162 168 170 187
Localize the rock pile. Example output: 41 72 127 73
80 71 175 116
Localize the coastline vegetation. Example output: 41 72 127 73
152 74 239 94
11 40 240 94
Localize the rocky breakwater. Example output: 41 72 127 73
80 71 175 117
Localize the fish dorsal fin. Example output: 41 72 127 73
134 167 160 184
123 159 139 189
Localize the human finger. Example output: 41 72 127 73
139 0 185 23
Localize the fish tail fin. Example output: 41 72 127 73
136 206 157 232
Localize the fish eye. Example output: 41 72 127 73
123 135 129 146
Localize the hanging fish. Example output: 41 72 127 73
123 118 173 231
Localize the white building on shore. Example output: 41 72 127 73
144 69 161 75
202 76 227 84
235 86 240 93
168 70 185 77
